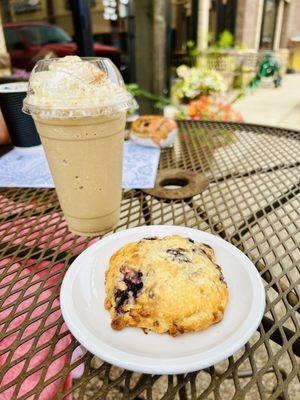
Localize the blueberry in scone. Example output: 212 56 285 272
104 235 228 336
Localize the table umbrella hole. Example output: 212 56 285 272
160 178 189 189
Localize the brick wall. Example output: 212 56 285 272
235 0 263 49
235 0 300 50
281 0 300 47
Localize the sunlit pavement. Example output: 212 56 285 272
235 73 300 131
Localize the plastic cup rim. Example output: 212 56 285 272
0 82 28 94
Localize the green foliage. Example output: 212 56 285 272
230 89 247 104
217 30 234 49
186 40 198 66
207 30 248 51
187 40 195 49
125 83 170 110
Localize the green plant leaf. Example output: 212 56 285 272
217 30 234 49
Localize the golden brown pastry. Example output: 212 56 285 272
130 115 177 148
105 235 228 336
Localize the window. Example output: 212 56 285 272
64 0 96 10
260 0 278 49
19 25 73 46
11 0 41 15
3 28 23 51
216 0 237 40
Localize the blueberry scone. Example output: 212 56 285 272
105 235 228 336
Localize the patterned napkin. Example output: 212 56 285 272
122 141 160 188
0 142 160 189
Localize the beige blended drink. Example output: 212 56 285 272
23 56 136 236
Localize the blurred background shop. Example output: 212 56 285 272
1 1 300 117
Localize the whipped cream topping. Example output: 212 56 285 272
24 56 134 116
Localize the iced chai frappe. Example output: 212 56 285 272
23 56 136 236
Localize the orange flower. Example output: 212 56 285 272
187 95 243 122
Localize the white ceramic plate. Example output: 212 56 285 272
60 225 265 374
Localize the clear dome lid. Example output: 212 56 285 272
23 56 137 118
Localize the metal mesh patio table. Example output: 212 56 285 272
0 121 299 400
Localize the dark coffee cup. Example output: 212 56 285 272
0 82 41 147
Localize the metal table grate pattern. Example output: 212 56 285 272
0 121 299 400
